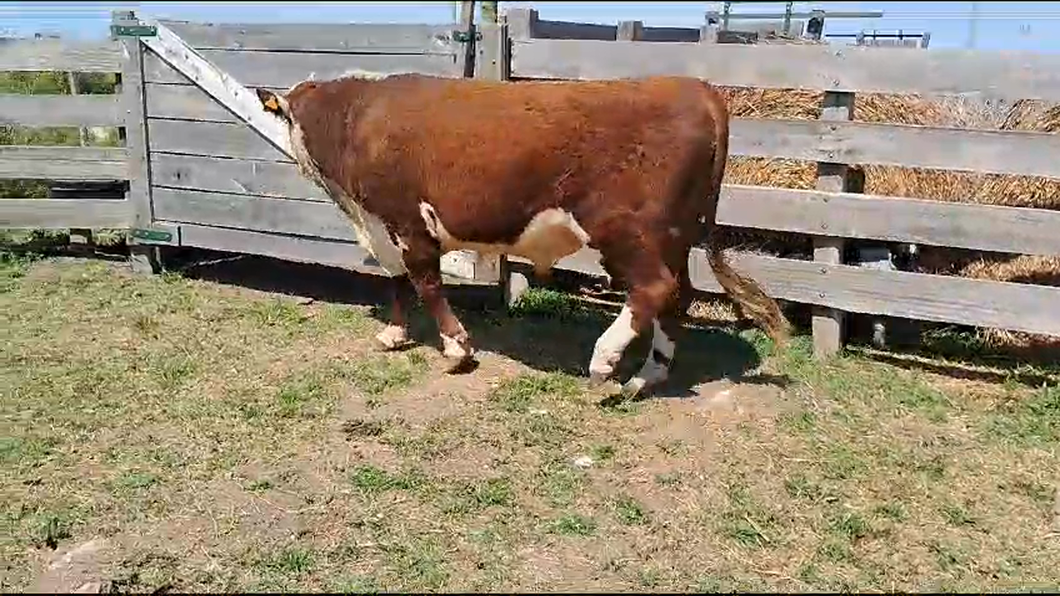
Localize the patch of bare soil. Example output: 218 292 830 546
29 539 110 594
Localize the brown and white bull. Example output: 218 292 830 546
255 71 790 396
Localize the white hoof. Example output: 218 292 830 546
621 376 649 397
375 325 411 350
441 334 474 363
588 361 615 387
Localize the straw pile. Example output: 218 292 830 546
712 81 1060 349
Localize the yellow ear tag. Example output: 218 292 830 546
264 97 280 111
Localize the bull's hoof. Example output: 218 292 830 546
441 334 476 373
444 353 478 374
620 377 649 399
588 371 612 389
375 325 413 351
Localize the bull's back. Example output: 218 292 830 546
353 75 722 242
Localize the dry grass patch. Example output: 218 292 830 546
2 258 1058 592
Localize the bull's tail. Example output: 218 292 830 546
706 246 791 346
698 80 791 347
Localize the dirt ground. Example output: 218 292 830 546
2 255 1058 592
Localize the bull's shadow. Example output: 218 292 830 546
173 250 776 397
442 290 775 399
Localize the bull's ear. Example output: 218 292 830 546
256 88 283 115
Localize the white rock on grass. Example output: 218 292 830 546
571 455 594 470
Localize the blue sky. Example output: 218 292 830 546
1 1 1060 52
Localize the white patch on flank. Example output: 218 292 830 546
623 319 676 395
419 202 590 276
588 305 639 382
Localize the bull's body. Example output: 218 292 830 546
257 72 788 395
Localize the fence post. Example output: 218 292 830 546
700 22 720 44
64 70 93 247
458 1 476 78
617 20 644 42
812 90 855 358
505 7 538 41
113 10 160 274
468 14 513 305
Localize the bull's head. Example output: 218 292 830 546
255 88 291 123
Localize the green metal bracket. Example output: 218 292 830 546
130 227 173 244
452 29 482 43
110 24 157 37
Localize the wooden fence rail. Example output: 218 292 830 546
2 7 1060 359
0 36 134 230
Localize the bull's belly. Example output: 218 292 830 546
423 203 589 274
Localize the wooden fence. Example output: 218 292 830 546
3 7 1060 359
0 35 133 231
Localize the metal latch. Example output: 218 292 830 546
130 228 173 243
452 29 482 43
110 24 158 37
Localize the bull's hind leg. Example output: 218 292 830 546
401 235 475 371
622 263 693 396
588 251 679 393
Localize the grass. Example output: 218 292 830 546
2 258 1059 592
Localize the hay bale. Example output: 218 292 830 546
952 255 1060 350
711 85 1060 350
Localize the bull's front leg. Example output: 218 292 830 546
401 237 476 372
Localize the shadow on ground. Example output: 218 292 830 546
172 250 774 397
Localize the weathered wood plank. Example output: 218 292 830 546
511 38 1060 102
141 19 295 158
175 222 493 285
152 153 327 201
145 82 258 122
148 119 291 162
153 188 489 282
151 186 354 241
0 93 123 127
730 118 1060 180
159 21 458 54
176 222 386 275
0 145 129 180
0 39 124 73
718 184 1060 257
686 248 1060 337
0 198 133 228
143 50 461 88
